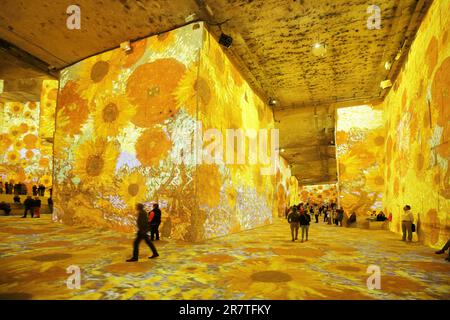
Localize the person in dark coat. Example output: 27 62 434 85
347 212 357 226
0 202 11 215
22 196 34 218
32 196 41 218
32 185 38 196
148 203 162 241
287 206 300 241
299 209 311 242
127 203 159 262
13 195 21 203
48 197 53 213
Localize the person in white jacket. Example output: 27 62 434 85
401 205 414 242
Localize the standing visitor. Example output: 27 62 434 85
149 203 162 241
299 208 311 242
22 196 34 218
287 206 300 241
32 185 38 196
314 205 319 223
337 209 344 226
48 197 53 213
401 205 414 242
33 196 41 218
127 203 159 262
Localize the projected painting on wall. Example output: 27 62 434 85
382 0 449 248
0 101 52 187
336 105 385 215
298 184 337 205
53 22 283 241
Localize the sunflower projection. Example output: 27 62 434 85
298 184 337 205
336 105 385 217
39 80 58 139
0 101 52 186
53 22 286 241
382 0 450 248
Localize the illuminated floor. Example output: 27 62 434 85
0 215 449 300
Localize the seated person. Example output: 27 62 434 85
13 195 21 203
347 212 357 226
376 211 387 221
435 239 450 262
0 201 12 215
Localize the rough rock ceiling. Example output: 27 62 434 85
0 0 432 184
275 104 337 185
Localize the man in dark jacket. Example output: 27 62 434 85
287 206 301 241
299 209 311 242
22 196 34 218
127 203 159 262
149 203 162 241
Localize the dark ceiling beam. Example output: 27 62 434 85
0 38 58 79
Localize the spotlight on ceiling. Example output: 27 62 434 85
311 42 327 57
120 41 132 53
380 79 392 89
268 98 277 106
219 33 233 48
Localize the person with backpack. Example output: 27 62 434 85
148 203 162 241
287 206 300 241
299 208 311 242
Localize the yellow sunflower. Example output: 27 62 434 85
92 94 136 137
57 80 90 136
148 30 176 52
174 62 199 116
76 50 122 101
9 102 23 115
39 157 50 168
23 134 38 149
119 170 148 208
7 150 21 163
39 174 52 187
364 167 384 192
0 134 13 153
126 58 186 127
14 140 24 150
18 123 29 134
25 149 34 159
73 138 120 187
27 102 38 110
9 125 21 138
135 128 172 167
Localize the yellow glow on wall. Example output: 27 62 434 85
336 104 385 215
39 80 58 139
0 101 52 185
382 0 450 248
52 22 288 241
299 184 337 204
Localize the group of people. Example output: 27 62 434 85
0 181 28 195
21 196 44 218
369 210 391 222
0 181 51 197
127 203 162 262
287 203 311 242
